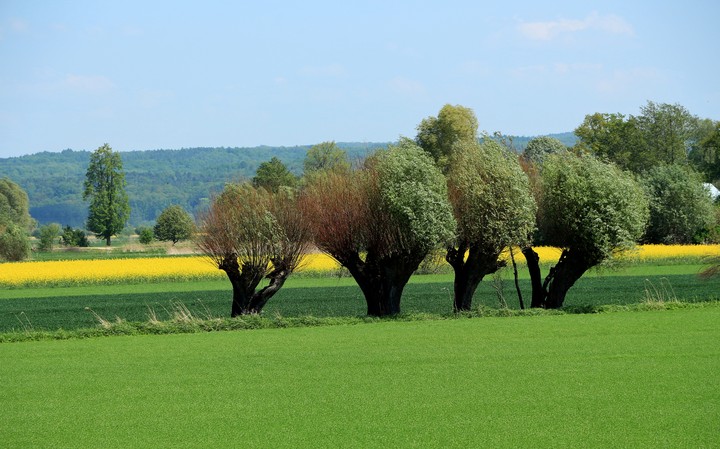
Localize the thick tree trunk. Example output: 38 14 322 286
446 244 504 312
543 249 592 309
521 246 546 308
342 250 424 317
106 235 111 246
220 257 265 317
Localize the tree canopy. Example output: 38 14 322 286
415 104 478 170
524 153 649 308
252 157 298 193
83 144 130 246
0 178 32 261
196 183 310 316
153 205 194 245
301 139 455 316
522 136 567 165
641 164 715 244
303 141 350 176
446 140 537 311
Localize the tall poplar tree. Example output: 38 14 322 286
83 144 130 246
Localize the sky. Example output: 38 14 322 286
1 0 718 158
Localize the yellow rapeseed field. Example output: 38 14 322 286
0 245 717 287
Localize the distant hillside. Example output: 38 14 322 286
0 143 386 227
0 133 577 228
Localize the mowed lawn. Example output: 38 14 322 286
1 306 719 448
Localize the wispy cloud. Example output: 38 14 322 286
388 76 425 96
518 12 633 41
300 63 346 77
595 68 662 94
63 74 116 93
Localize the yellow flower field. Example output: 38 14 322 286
0 245 717 287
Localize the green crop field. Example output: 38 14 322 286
1 262 718 333
1 305 718 448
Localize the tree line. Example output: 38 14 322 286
1 101 718 319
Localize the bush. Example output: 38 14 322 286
0 224 30 261
37 223 62 252
137 227 154 245
61 226 89 247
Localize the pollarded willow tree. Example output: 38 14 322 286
196 184 310 316
0 177 33 261
301 139 456 316
446 140 536 311
523 153 649 309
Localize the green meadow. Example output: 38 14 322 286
1 306 719 448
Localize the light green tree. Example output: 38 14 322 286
83 144 130 246
303 141 350 176
446 140 537 311
153 205 194 245
415 104 478 170
37 223 62 252
196 184 311 316
522 136 567 165
302 139 455 316
0 178 32 261
252 157 297 193
523 153 649 308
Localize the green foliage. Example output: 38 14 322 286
641 164 715 244
522 136 567 165
136 226 154 245
638 101 698 165
83 144 131 245
689 120 720 182
415 104 479 170
448 140 536 250
252 157 298 193
540 153 649 263
0 177 32 230
303 141 350 176
0 223 30 261
374 139 456 253
61 225 89 247
153 205 194 244
37 223 62 252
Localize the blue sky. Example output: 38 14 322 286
1 0 718 158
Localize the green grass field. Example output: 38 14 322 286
1 306 718 448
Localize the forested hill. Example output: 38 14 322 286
0 132 577 227
0 143 387 227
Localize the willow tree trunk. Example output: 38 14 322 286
522 246 594 309
446 244 505 312
341 250 425 317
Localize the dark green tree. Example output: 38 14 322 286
641 164 715 244
154 205 194 245
83 144 130 246
136 226 154 245
252 157 298 193
61 226 89 247
574 112 650 172
638 101 698 165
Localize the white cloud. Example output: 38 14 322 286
389 76 425 96
518 12 633 41
63 74 116 93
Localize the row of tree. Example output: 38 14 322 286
195 103 718 318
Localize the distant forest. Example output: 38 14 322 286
1 132 577 228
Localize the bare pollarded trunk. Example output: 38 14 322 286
340 250 425 317
446 244 505 312
220 256 295 317
522 246 594 309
